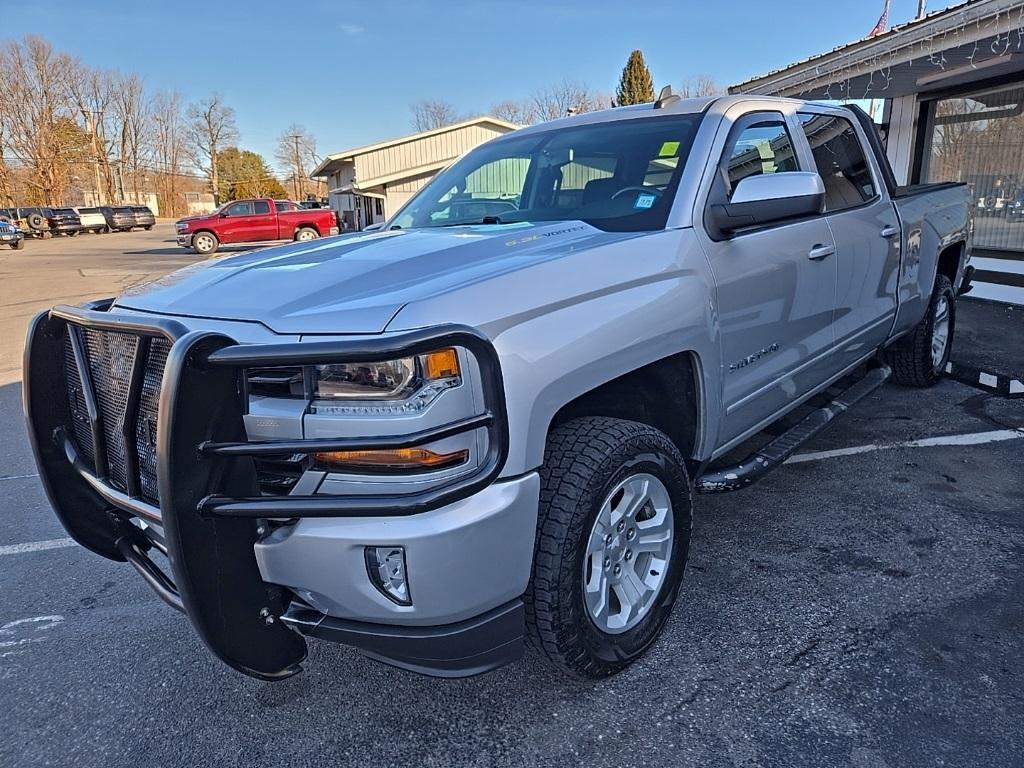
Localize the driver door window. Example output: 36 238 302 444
723 119 799 198
225 202 252 217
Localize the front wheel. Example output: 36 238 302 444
192 231 219 255
885 274 955 387
294 226 319 243
525 417 692 678
144 224 153 231
11 239 24 250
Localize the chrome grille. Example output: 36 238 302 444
63 328 171 504
136 339 169 501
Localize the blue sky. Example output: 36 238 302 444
0 0 928 171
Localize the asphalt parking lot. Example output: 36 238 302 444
1 228 1022 768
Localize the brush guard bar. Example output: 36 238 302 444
24 302 509 681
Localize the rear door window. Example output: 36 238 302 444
253 200 271 215
798 113 877 211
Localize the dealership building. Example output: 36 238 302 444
311 116 519 231
733 0 1024 304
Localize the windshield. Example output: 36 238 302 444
390 114 703 232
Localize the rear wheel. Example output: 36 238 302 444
525 417 692 679
295 226 319 242
192 231 219 255
885 274 955 387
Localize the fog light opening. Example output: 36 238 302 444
365 546 411 605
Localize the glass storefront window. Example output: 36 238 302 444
921 84 1024 252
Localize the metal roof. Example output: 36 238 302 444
731 0 1024 99
311 116 520 178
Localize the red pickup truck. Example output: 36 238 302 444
175 198 339 255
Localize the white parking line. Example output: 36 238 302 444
0 538 76 556
786 428 1024 464
0 473 40 482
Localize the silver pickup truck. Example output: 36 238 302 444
25 94 972 681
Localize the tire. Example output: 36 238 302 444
27 213 45 230
525 416 692 679
11 238 25 250
192 231 219 255
294 226 319 242
67 230 79 237
144 225 153 231
40 230 52 239
885 274 955 387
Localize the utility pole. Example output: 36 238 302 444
85 111 106 205
288 133 303 200
917 0 926 19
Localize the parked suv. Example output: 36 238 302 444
98 206 136 232
130 205 156 230
0 217 25 249
49 208 83 236
2 207 54 237
75 207 109 234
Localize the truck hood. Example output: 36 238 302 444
114 222 639 334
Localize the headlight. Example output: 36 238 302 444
313 348 460 401
246 348 462 408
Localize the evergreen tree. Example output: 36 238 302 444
615 50 655 106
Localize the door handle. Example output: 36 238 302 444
880 225 899 238
808 243 835 261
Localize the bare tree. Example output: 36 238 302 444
186 94 238 204
150 90 187 215
111 73 149 202
678 75 722 98
275 123 319 200
530 80 606 123
489 99 535 126
68 64 116 203
0 36 81 204
410 99 460 131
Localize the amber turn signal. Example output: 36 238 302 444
314 447 469 472
422 348 460 380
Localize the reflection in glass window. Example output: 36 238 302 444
799 113 876 211
724 120 799 196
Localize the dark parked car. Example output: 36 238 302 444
98 206 137 232
129 205 155 229
0 217 25 249
49 207 83 236
1006 195 1024 222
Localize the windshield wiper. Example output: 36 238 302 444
438 215 517 227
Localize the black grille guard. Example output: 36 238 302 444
23 301 509 681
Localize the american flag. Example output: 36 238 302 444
869 0 891 37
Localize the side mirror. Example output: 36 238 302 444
708 171 825 236
363 222 385 232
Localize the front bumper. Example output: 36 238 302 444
24 301 516 680
175 232 190 246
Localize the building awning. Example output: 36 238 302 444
731 0 1024 99
328 185 386 200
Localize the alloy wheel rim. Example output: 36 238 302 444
196 235 213 251
582 472 673 635
298 231 315 241
931 294 950 368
